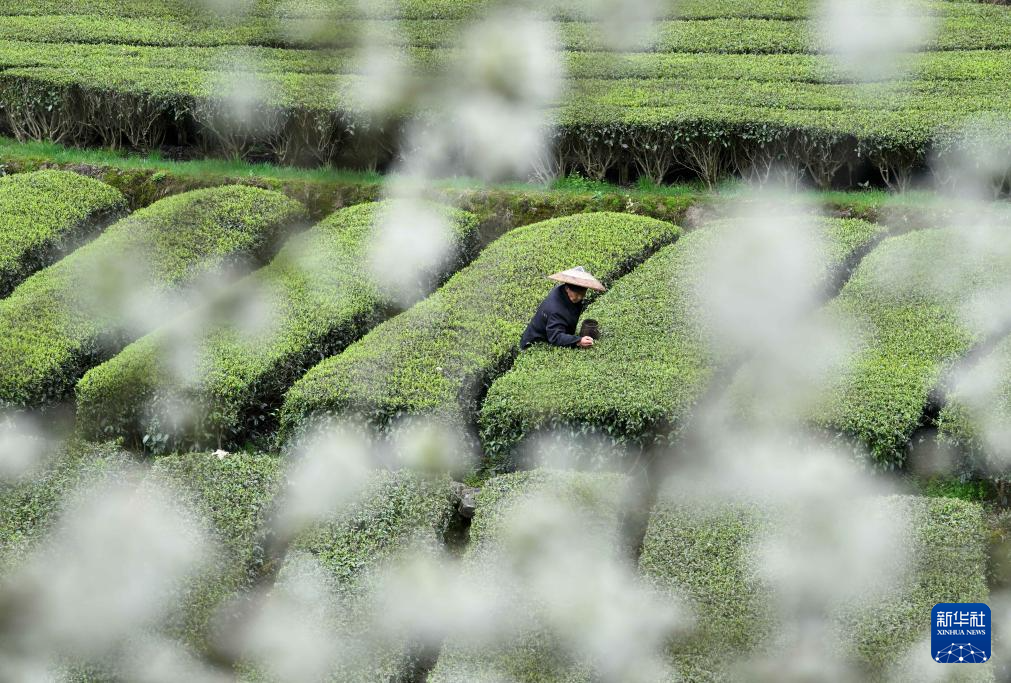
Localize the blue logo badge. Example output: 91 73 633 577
932 603 990 663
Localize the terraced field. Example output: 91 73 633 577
0 0 1008 187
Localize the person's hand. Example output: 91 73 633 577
577 336 594 348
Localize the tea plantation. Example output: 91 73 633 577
0 0 1009 680
0 173 1003 678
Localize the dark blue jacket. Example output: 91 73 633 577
520 285 583 349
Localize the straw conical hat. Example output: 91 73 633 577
548 266 606 292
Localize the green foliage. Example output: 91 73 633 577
144 450 283 652
3 40 1011 84
278 212 679 440
465 468 628 550
937 335 1011 474
0 10 1007 51
0 0 816 21
0 0 1008 185
795 228 1011 468
0 170 126 297
270 469 457 681
0 440 134 572
75 201 478 452
479 217 884 461
639 495 991 682
289 469 457 599
429 469 628 683
0 185 306 409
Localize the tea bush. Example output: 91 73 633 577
937 334 1011 474
428 469 628 682
0 0 816 21
0 186 306 409
478 217 884 461
0 440 134 572
0 170 126 297
794 228 1011 468
143 450 283 652
639 495 990 681
277 212 679 441
272 469 457 681
75 201 478 452
0 12 1007 52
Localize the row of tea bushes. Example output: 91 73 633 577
0 11 1008 52
573 77 1011 113
478 217 884 463
786 228 1011 468
0 440 133 573
0 0 824 21
0 446 283 658
142 451 283 653
938 333 1011 474
0 170 126 297
277 212 680 443
269 470 459 681
6 61 1008 185
0 185 306 409
639 495 992 681
3 40 1011 84
75 201 479 452
428 469 629 682
4 0 1000 22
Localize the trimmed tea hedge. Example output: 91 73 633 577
428 469 628 683
937 335 1011 473
2 40 1011 85
0 170 126 297
0 440 134 572
0 13 1008 52
278 212 679 440
272 469 457 681
0 0 826 22
793 228 1011 468
0 185 306 409
2 0 1005 23
638 495 991 682
6 61 1007 187
143 451 283 652
75 201 479 452
479 217 884 461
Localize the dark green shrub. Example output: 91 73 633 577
478 217 884 461
278 212 679 441
639 495 990 682
75 201 479 452
0 170 126 297
0 185 306 409
428 469 628 683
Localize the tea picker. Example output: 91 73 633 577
520 266 604 350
